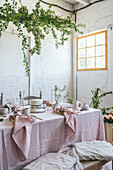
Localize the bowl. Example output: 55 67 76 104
22 108 30 115
0 108 8 116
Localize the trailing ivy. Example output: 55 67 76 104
0 0 85 75
108 24 113 30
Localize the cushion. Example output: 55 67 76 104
23 153 76 170
71 140 113 161
58 147 83 170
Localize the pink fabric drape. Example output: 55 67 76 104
12 115 34 161
64 112 77 142
0 109 105 170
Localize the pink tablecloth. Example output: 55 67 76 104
0 108 105 170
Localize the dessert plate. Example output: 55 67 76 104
30 108 47 113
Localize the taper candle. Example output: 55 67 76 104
51 89 53 104
22 90 25 108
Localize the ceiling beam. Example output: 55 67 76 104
75 0 89 6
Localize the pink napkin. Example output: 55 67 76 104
53 107 78 142
12 115 34 161
64 111 78 142
63 103 73 108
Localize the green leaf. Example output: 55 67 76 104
0 0 84 75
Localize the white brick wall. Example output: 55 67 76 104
30 0 73 100
31 34 73 100
0 0 73 103
0 32 29 104
0 75 29 104
74 0 113 108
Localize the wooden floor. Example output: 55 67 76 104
81 160 113 170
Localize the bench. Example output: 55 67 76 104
81 160 113 170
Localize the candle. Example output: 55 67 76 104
47 100 50 111
51 89 53 104
23 90 25 98
22 90 25 108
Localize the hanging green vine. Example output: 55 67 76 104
108 24 113 30
0 0 85 75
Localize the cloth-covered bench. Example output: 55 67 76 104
22 152 82 170
81 160 112 170
72 140 113 170
23 140 113 170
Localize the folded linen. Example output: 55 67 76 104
53 106 78 142
23 146 83 170
12 115 34 161
71 140 113 161
53 106 78 115
58 147 83 170
63 103 73 108
64 111 78 142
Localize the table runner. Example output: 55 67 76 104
0 108 105 170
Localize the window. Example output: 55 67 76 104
77 30 107 71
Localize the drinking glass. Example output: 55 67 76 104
6 99 15 113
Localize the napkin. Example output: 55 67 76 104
64 111 78 142
53 106 78 142
63 103 73 108
12 115 34 161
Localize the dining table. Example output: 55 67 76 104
0 108 105 170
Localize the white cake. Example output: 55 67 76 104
30 99 45 113
30 99 43 106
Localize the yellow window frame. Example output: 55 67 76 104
77 30 107 71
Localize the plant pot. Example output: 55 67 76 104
104 123 113 144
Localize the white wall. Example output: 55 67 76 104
0 0 73 103
29 0 73 100
31 32 73 100
0 30 29 103
74 0 113 108
23 0 73 101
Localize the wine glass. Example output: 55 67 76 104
6 99 15 113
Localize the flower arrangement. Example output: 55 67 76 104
53 85 66 104
103 114 113 124
53 85 73 104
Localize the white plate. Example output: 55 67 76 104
30 108 47 113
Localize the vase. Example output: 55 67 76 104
81 103 89 111
73 100 80 111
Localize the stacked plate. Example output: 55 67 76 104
30 99 46 113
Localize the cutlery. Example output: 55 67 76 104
30 115 43 120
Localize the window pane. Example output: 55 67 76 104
87 47 95 57
78 38 86 48
77 30 107 71
87 58 95 69
96 56 105 68
87 35 95 47
96 45 105 56
78 49 86 58
96 33 105 45
78 59 85 69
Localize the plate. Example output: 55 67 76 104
30 108 47 113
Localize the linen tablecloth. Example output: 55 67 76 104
0 108 105 170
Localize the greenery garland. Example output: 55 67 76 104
0 0 85 75
108 24 113 30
